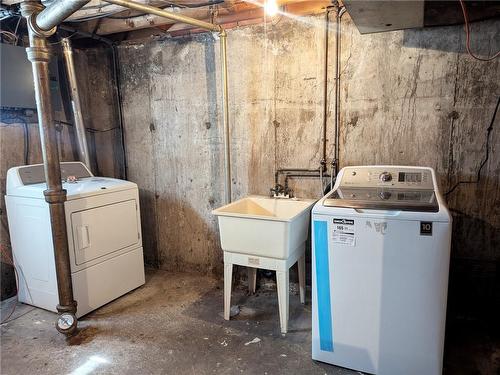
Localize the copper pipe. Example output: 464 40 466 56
21 0 78 334
103 0 222 32
333 6 346 175
321 6 331 172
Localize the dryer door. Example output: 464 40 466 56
71 199 140 265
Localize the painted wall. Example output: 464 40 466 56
117 14 499 319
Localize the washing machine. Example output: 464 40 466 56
5 162 145 317
311 166 451 375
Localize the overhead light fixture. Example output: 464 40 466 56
264 0 279 17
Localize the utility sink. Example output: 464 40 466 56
213 196 316 259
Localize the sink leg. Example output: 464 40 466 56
276 269 289 334
248 267 257 294
224 262 233 320
298 254 306 304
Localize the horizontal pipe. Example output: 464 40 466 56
103 0 221 32
36 0 90 31
275 168 320 184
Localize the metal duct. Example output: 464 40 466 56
36 0 91 31
61 37 92 170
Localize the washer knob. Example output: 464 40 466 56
379 171 392 182
379 191 392 200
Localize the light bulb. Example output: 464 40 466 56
264 0 279 17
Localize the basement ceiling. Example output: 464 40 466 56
2 0 499 37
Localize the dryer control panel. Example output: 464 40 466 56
13 162 93 186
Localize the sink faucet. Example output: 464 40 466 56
270 184 293 199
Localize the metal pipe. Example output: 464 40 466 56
36 0 90 31
61 37 91 170
283 172 332 196
220 30 231 203
111 44 128 180
321 6 332 172
103 0 221 32
275 168 320 185
21 0 77 334
333 6 346 176
58 25 128 180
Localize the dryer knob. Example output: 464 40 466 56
379 172 392 182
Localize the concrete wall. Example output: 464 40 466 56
0 47 122 299
118 14 499 318
1 14 498 318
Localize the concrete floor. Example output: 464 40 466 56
1 269 499 374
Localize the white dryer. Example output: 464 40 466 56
5 162 145 317
311 166 451 375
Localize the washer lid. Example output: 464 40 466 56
324 187 439 212
7 177 137 200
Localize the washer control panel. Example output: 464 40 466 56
324 166 438 211
340 167 434 190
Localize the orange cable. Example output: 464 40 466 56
459 0 500 62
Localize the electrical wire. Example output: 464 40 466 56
22 122 29 165
0 110 31 164
459 0 500 62
445 96 499 196
0 30 18 44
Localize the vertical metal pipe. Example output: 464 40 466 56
220 30 231 204
111 44 128 180
321 7 331 171
61 37 92 170
21 1 77 334
333 6 346 176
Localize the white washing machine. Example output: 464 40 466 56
311 166 451 375
5 162 145 317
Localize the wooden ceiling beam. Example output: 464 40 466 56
78 0 330 35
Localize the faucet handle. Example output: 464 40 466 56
270 184 285 197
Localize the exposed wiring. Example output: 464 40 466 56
53 119 120 133
0 30 18 44
12 14 21 37
445 96 499 196
459 0 500 61
0 109 31 165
